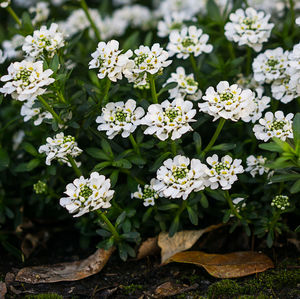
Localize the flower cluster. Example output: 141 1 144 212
126 43 172 87
23 23 65 59
153 155 208 200
167 26 213 59
142 98 196 141
38 133 82 166
225 8 274 52
0 60 54 101
245 155 270 178
205 155 244 190
89 40 134 82
253 111 294 142
271 195 290 211
132 179 159 206
60 172 114 217
96 99 145 139
199 81 256 122
164 67 202 100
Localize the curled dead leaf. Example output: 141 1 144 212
158 223 224 263
15 247 114 284
137 236 160 260
165 251 274 278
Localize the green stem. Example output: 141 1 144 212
202 118 226 155
225 191 242 220
37 96 64 125
97 210 120 241
102 79 111 107
6 6 21 26
246 47 252 76
67 155 82 177
129 134 140 155
149 74 158 104
189 54 201 84
289 0 295 33
171 140 177 156
79 0 101 41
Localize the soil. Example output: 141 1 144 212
1 227 300 298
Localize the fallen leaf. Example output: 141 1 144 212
153 281 198 298
0 282 7 299
137 237 160 260
166 251 274 278
15 247 114 284
158 223 224 263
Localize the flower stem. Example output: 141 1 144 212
67 155 82 177
6 6 21 27
102 78 111 107
37 96 64 125
79 0 101 41
225 191 242 220
129 134 140 155
97 210 120 242
149 74 158 104
189 54 201 84
202 118 226 155
246 47 252 76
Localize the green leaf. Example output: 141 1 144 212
270 173 300 183
258 142 283 153
0 149 9 171
86 147 110 160
112 159 132 169
187 206 198 225
22 142 38 156
169 217 179 237
211 143 236 151
290 179 300 194
292 112 300 153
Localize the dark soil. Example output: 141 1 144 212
1 228 300 298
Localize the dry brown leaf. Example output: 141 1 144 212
158 223 224 263
153 281 198 298
0 282 7 299
166 251 274 278
15 247 114 284
137 236 160 260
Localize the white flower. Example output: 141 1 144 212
157 12 190 38
0 0 10 8
205 154 244 190
0 60 55 101
246 155 270 177
253 111 294 142
142 98 196 141
89 40 134 82
113 5 152 29
126 43 172 87
2 34 24 60
164 67 202 101
21 98 53 126
199 81 256 122
252 47 289 83
29 2 50 25
296 17 300 26
60 172 115 217
155 0 204 20
39 133 82 166
132 179 159 207
0 49 6 64
96 99 145 139
167 26 213 59
153 155 208 200
23 23 65 59
225 8 274 52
